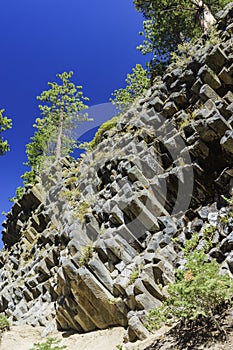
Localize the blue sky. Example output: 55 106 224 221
0 0 148 248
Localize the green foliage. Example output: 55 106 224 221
146 235 233 332
176 102 204 130
220 195 233 223
0 108 12 156
16 186 25 199
24 71 90 183
108 297 121 305
79 244 94 266
203 225 216 251
110 64 149 111
0 314 10 332
9 171 39 202
134 0 231 66
170 27 221 69
222 194 233 206
182 226 215 255
8 186 25 203
128 269 140 285
146 306 168 331
167 251 232 318
72 200 91 221
64 176 78 188
116 345 123 350
182 233 200 255
29 337 66 350
21 170 37 185
88 115 120 150
220 214 232 223
60 187 81 204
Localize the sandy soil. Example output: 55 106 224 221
2 324 233 350
0 326 127 350
0 325 173 350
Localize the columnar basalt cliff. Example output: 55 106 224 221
1 3 233 343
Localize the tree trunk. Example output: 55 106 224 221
55 109 64 161
193 0 216 33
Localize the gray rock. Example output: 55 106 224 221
219 66 233 85
163 101 178 117
221 130 233 154
220 232 233 253
191 78 203 94
149 96 164 112
205 45 227 73
198 65 221 90
128 314 150 342
226 252 233 273
2 11 233 342
199 84 220 102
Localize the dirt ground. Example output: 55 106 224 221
0 326 126 350
1 320 233 350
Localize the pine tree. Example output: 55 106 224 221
0 109 12 156
24 71 90 183
134 0 231 63
110 64 149 111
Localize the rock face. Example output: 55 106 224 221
1 4 233 342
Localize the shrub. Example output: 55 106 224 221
79 244 94 266
146 236 233 332
8 186 25 203
72 200 91 222
88 115 120 150
29 337 67 350
108 297 120 305
170 27 221 70
0 314 10 332
60 188 81 204
203 225 216 252
110 64 149 112
182 233 199 255
220 195 233 223
128 269 140 285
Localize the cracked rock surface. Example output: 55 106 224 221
1 4 233 343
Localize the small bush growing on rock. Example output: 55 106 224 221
146 236 233 333
182 233 199 254
116 345 123 350
88 115 120 150
79 115 120 151
72 200 91 222
60 188 81 204
170 27 221 70
79 244 94 266
29 337 67 350
176 102 204 130
108 297 123 305
0 314 10 332
203 225 216 252
128 269 140 285
220 196 233 223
